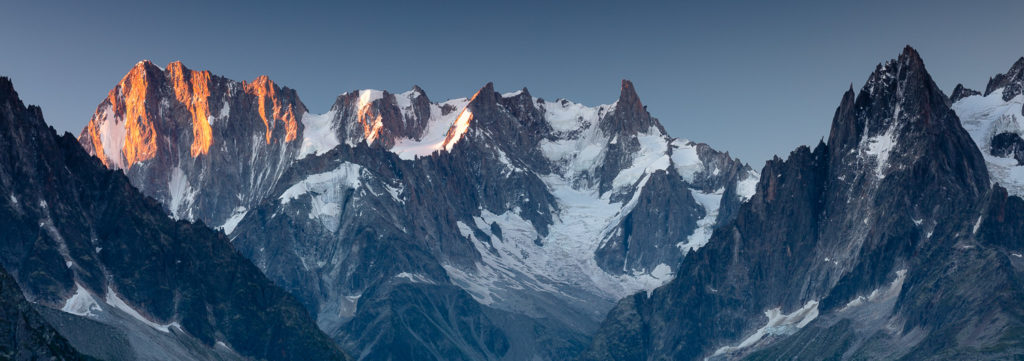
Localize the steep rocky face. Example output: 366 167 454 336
583 46 1023 360
78 60 306 225
0 76 347 360
81 62 757 360
0 265 91 361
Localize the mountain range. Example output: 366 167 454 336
0 45 1022 360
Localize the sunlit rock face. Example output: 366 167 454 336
81 62 758 360
78 60 306 223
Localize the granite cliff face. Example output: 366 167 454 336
80 63 757 360
0 76 348 361
78 60 305 224
582 47 1024 361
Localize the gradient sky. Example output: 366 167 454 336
2 0 1022 165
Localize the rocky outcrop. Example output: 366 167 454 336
990 132 1024 165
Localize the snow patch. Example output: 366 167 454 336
219 206 248 235
394 272 434 284
280 163 363 231
105 287 181 333
540 98 607 133
712 300 820 357
952 91 1024 196
840 269 907 311
298 110 340 159
97 105 127 169
390 98 470 159
357 89 384 110
280 163 363 204
670 140 704 182
611 129 671 190
735 171 760 201
862 126 898 178
678 188 723 254
167 167 196 220
62 283 102 317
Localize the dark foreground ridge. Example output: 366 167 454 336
0 76 350 360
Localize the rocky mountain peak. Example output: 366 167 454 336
599 79 666 136
80 61 307 170
410 84 427 98
985 56 1024 101
618 79 642 111
828 46 967 165
950 83 981 102
81 59 164 169
466 81 500 113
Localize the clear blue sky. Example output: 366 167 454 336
2 0 1022 165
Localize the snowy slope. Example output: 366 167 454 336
952 90 1024 196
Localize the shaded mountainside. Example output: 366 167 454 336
0 264 92 361
582 47 1024 360
0 76 349 360
79 62 757 360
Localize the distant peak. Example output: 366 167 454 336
128 59 164 77
950 83 981 102
899 45 923 63
476 82 495 97
618 79 642 109
599 79 664 135
984 56 1024 100
467 82 499 110
862 46 935 100
135 59 156 67
164 60 190 72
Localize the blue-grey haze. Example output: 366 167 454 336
1 0 1022 165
